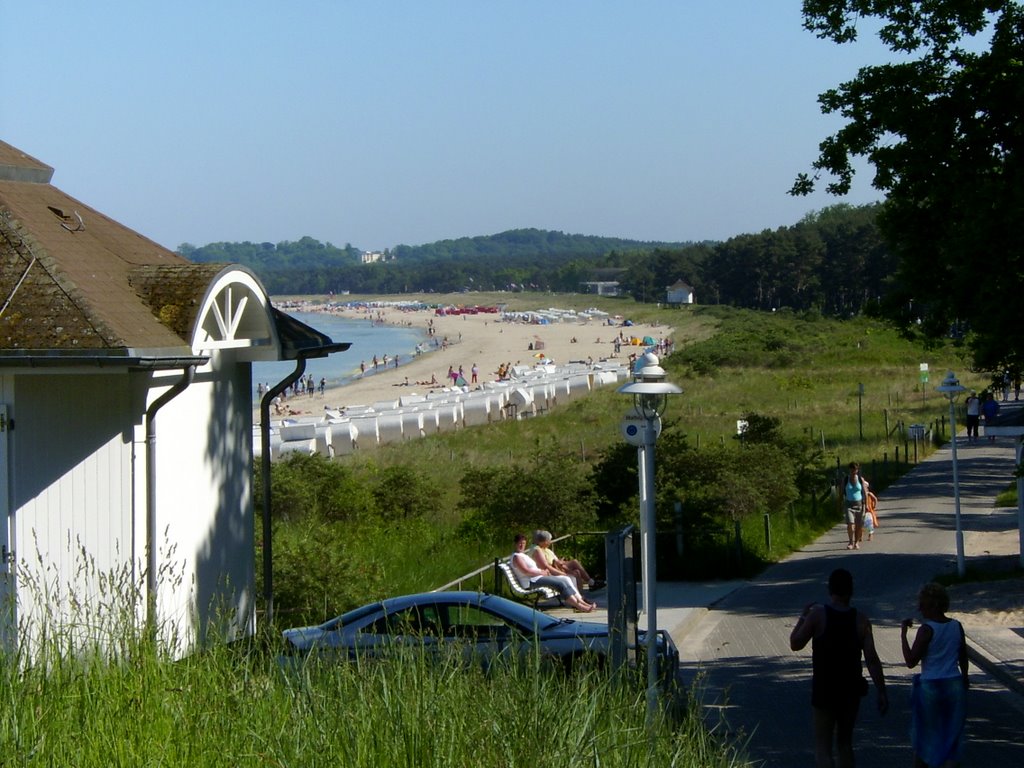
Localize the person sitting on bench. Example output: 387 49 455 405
510 533 595 612
528 530 605 592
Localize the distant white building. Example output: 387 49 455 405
666 280 695 306
361 250 386 264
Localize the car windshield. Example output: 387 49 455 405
479 595 560 631
321 602 383 631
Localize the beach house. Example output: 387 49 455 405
0 141 347 655
666 279 695 306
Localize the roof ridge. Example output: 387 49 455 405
0 140 54 184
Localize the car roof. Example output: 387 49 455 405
321 591 563 632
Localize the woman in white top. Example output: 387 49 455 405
510 533 595 612
901 582 969 768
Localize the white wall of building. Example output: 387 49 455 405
146 353 255 651
8 371 137 651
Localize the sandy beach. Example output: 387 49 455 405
260 302 675 418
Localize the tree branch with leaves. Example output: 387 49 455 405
794 1 1024 371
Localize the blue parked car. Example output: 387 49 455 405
281 591 678 677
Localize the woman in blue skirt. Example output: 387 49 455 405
901 583 969 767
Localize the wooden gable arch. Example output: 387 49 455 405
190 267 280 361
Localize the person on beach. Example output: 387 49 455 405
901 583 969 768
790 568 888 768
509 534 595 612
844 463 870 549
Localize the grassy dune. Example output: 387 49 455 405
312 301 976 594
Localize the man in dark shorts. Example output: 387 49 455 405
790 568 888 767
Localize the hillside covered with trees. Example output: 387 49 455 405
179 229 689 296
178 204 890 319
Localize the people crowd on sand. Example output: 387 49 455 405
259 375 327 413
254 305 676 419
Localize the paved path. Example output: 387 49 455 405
676 431 1024 766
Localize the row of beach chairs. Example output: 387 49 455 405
256 363 628 459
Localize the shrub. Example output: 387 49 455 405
457 441 598 545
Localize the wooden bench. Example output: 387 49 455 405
495 559 559 608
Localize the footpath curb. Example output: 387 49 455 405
966 629 1024 698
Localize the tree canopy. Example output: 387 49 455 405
178 207 892 316
794 0 1024 371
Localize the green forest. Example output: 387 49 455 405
177 204 887 319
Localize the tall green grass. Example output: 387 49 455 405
3 548 750 766
0 638 749 767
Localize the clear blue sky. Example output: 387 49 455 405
2 1 892 252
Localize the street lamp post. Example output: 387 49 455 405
937 371 967 577
619 352 681 723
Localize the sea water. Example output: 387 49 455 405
252 311 428 398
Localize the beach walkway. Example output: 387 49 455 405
548 407 1024 764
671 418 1024 765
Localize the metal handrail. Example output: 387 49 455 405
431 561 495 593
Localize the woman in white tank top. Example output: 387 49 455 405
901 582 969 767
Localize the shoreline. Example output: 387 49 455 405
257 301 675 419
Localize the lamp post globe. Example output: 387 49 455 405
618 351 681 724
